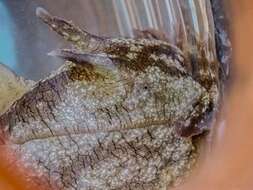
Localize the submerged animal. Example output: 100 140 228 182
0 7 222 190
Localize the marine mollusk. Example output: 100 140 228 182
0 7 220 190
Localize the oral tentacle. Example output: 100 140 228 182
48 49 116 70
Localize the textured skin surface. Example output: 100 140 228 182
0 8 220 190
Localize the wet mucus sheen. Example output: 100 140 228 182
0 7 220 190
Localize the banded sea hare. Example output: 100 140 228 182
0 6 222 190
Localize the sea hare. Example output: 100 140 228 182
0 7 223 190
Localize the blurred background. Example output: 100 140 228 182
0 0 218 80
1 0 253 190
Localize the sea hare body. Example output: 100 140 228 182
0 7 221 190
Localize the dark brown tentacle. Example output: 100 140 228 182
133 29 169 42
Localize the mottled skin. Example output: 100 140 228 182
0 8 220 190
